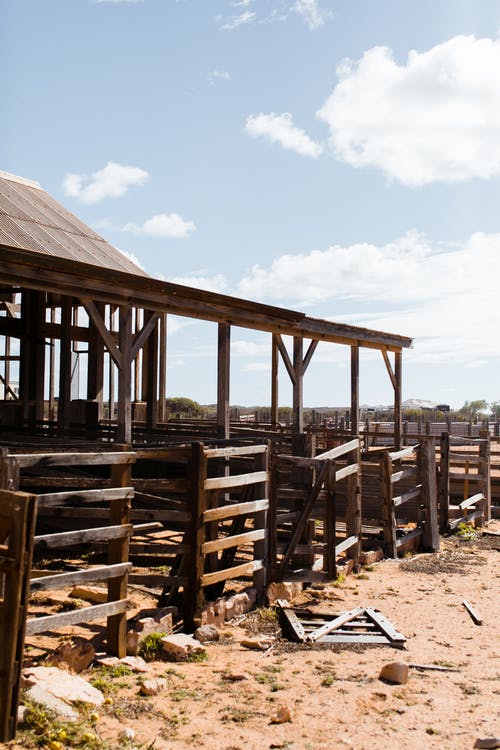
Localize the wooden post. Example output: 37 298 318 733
0 491 37 742
185 442 207 631
351 345 359 438
116 306 132 444
345 445 362 568
57 296 72 431
394 350 402 451
217 323 230 439
293 336 303 434
253 445 269 601
479 430 491 523
108 459 132 657
142 311 159 431
381 452 397 558
271 333 279 429
419 437 439 551
87 301 104 421
324 461 337 580
439 432 450 531
268 451 278 581
158 314 167 423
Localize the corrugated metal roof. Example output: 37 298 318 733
0 170 147 276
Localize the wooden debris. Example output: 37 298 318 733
408 663 460 673
474 739 500 749
462 599 483 626
276 602 406 648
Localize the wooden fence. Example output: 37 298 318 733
270 439 361 580
439 432 491 531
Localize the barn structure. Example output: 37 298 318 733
1 170 428 741
0 170 412 447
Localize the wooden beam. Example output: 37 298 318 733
158 313 167 422
130 311 161 362
275 334 296 385
0 246 413 351
381 348 397 390
302 339 318 373
81 298 122 368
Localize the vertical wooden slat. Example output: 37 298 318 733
381 452 397 558
185 443 207 631
324 461 337 580
108 460 132 657
253 445 269 601
479 430 491 523
419 437 439 551
217 323 231 439
439 432 450 531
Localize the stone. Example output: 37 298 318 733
69 586 108 604
270 705 292 724
24 685 79 721
139 677 167 696
126 607 176 656
45 638 96 674
120 655 149 673
266 581 303 605
202 588 257 626
360 548 385 566
379 662 409 685
194 624 220 643
23 666 105 706
160 633 206 661
475 740 500 749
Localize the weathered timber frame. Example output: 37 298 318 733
0 245 412 446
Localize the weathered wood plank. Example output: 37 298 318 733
34 524 133 549
393 486 422 507
307 608 364 643
316 439 359 461
204 445 267 459
334 535 358 556
204 470 268 491
201 559 263 587
15 452 137 469
335 463 358 482
202 498 269 523
37 487 134 508
201 528 266 555
25 599 128 634
29 563 132 592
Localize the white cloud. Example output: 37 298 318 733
238 230 500 366
317 34 500 186
208 69 231 86
168 273 228 293
219 11 256 31
245 112 323 158
63 161 149 203
293 0 331 31
124 212 196 239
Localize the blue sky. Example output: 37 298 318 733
2 0 500 408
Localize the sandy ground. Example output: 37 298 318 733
7 526 500 750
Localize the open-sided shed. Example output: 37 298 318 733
0 170 412 447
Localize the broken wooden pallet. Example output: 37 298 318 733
276 600 406 648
